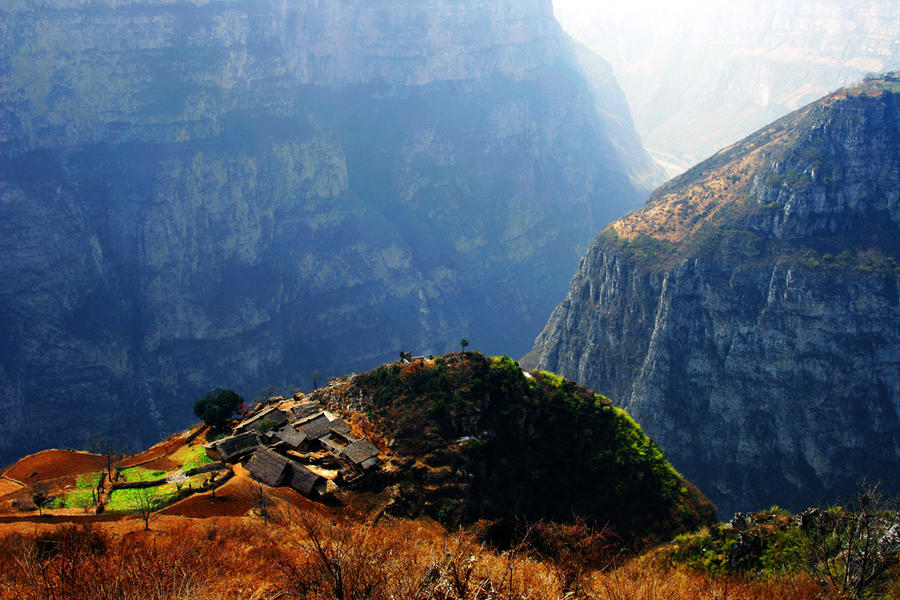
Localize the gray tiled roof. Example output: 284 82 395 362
329 419 352 435
296 414 331 439
342 439 379 465
235 406 289 433
289 402 321 421
214 432 259 461
275 426 307 447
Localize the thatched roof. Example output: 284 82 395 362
343 440 379 465
287 464 324 495
246 447 290 486
235 406 289 434
213 432 259 462
296 414 332 439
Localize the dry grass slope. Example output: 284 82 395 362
0 508 838 600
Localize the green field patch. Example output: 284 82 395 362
106 487 174 513
48 488 97 510
118 466 166 483
106 473 209 513
170 444 214 471
76 472 102 489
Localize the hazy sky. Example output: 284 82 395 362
553 0 719 35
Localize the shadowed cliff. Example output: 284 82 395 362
0 0 658 463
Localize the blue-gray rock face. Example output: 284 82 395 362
0 0 658 461
529 80 900 517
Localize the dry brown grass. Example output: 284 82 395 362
590 559 832 600
0 504 839 600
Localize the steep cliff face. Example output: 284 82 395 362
530 77 900 516
555 0 900 174
0 0 658 463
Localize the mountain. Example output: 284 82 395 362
0 0 659 464
528 75 900 517
554 0 900 174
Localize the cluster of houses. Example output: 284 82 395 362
203 399 380 497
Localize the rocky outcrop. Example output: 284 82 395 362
529 78 900 516
556 0 900 174
0 0 658 463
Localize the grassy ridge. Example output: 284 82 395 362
346 353 715 544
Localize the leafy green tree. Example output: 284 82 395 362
459 339 469 353
193 388 243 427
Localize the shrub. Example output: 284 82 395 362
193 388 243 427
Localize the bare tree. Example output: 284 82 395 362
126 471 161 531
258 385 281 404
310 370 322 390
86 434 126 480
281 509 394 600
133 484 159 531
798 484 900 599
252 482 275 525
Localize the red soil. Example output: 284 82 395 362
160 474 254 518
136 457 181 471
118 433 192 469
3 450 105 483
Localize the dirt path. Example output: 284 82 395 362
0 478 23 497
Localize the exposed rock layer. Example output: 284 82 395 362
529 79 900 516
0 0 658 463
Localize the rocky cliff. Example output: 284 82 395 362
0 0 658 463
529 76 900 516
555 0 900 174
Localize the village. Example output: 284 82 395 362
205 396 382 497
0 392 384 522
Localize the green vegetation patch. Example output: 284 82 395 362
170 444 214 472
667 507 803 576
76 472 102 489
106 487 173 513
118 467 166 483
48 488 97 510
106 473 207 513
793 247 900 276
350 353 715 542
599 230 680 267
664 503 900 599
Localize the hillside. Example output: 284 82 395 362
0 0 658 466
307 353 715 543
529 74 900 517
